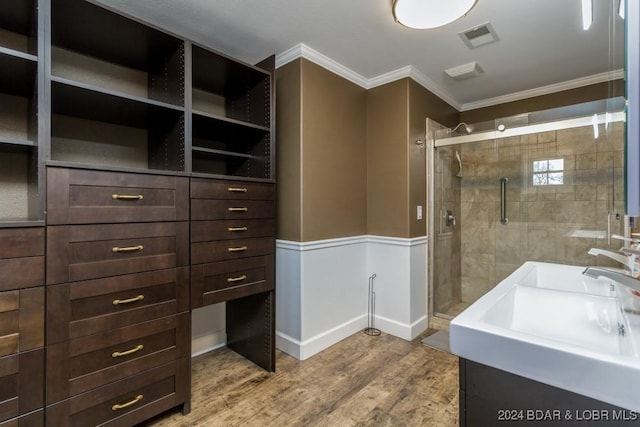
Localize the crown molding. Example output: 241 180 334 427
276 43 624 114
461 69 625 111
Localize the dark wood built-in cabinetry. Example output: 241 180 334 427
0 0 276 425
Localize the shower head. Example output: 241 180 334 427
449 122 473 135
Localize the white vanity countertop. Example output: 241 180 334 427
450 261 640 411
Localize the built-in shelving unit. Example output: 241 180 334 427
191 45 272 179
1 0 276 424
0 0 41 224
50 0 185 171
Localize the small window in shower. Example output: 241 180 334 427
532 158 564 186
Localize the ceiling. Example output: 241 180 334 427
93 0 625 111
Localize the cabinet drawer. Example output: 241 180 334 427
0 410 43 427
191 219 275 242
192 255 274 307
191 237 274 265
0 288 44 356
46 313 189 404
46 358 189 427
191 178 274 200
0 228 44 292
0 349 44 423
191 199 275 221
47 267 189 344
47 167 189 225
46 222 189 285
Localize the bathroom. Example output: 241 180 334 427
0 0 638 425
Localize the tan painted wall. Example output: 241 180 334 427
460 80 625 123
366 79 410 237
275 59 302 241
408 80 459 237
300 59 368 241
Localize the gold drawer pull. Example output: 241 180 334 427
228 227 248 232
112 394 143 411
112 245 144 253
228 246 248 252
228 187 248 193
112 344 144 358
227 275 247 283
113 295 144 306
112 194 144 201
228 207 248 212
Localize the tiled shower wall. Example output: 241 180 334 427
453 122 625 306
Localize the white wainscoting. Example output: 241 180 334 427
276 235 428 360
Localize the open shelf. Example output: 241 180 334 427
51 80 185 172
0 148 40 223
192 112 270 178
51 0 184 106
192 44 270 128
0 0 37 56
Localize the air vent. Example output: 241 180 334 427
459 22 499 49
445 61 484 81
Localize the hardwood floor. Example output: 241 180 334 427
142 330 459 426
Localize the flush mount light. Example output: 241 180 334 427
393 0 478 30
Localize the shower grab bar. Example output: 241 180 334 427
500 177 509 225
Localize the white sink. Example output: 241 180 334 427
450 261 640 411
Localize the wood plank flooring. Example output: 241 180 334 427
142 330 459 427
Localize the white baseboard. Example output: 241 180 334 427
373 314 429 341
191 330 227 358
276 314 368 360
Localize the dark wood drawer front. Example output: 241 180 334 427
0 228 44 292
47 267 189 344
0 288 44 356
0 228 44 259
45 358 189 427
47 222 189 285
46 313 189 404
191 179 274 200
47 167 189 225
191 219 275 242
0 349 44 423
191 237 274 265
192 255 274 308
0 410 43 427
191 199 275 221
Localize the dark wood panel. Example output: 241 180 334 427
0 350 44 422
0 410 44 427
191 255 274 308
191 237 274 265
0 257 44 291
47 267 189 344
190 199 275 221
45 358 190 427
191 219 275 242
0 228 44 258
46 167 189 224
46 222 189 284
0 288 43 355
190 178 274 200
46 313 189 404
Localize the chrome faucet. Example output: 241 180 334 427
587 248 634 271
582 267 640 292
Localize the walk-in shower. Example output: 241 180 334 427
428 98 627 318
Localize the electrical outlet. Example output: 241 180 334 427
417 205 423 220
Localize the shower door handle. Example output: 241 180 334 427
500 177 509 225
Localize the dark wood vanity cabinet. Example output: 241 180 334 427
44 166 191 426
191 178 276 372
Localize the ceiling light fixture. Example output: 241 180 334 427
582 0 593 30
393 0 478 30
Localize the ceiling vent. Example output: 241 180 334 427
444 61 484 81
459 22 499 49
